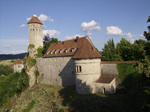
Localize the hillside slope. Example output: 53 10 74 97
0 53 27 61
0 84 147 112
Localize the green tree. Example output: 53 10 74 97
102 39 122 61
43 38 58 54
116 38 134 61
0 65 13 76
144 16 150 41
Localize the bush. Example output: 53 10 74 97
28 44 35 49
117 63 140 88
36 47 44 57
0 70 29 105
0 65 13 76
25 56 36 68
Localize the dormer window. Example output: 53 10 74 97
54 49 59 54
59 49 64 54
65 49 68 53
65 48 71 53
50 50 54 54
71 47 77 52
46 51 50 55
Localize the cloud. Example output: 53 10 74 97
64 34 84 40
139 34 144 37
27 17 31 21
81 20 101 35
130 38 134 44
43 30 60 37
64 34 92 40
3 45 10 48
27 14 54 22
20 24 26 27
3 50 27 54
106 26 133 38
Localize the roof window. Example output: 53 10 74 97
64 48 71 53
71 47 77 52
50 50 54 54
54 49 59 54
46 51 50 55
59 49 65 53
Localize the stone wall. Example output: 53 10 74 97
36 57 76 86
28 23 43 49
75 59 101 94
101 64 120 85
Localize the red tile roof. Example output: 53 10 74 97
27 16 43 25
43 37 102 59
95 76 115 83
14 58 23 64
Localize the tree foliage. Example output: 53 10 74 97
0 65 13 76
43 38 58 54
0 70 29 105
144 16 150 41
102 39 122 61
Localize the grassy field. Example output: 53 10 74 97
0 84 148 112
0 59 16 66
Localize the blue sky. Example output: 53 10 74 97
0 0 149 54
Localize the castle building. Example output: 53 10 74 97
27 16 116 94
13 58 24 73
27 16 43 57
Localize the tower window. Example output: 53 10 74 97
76 66 82 73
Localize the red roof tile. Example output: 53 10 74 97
27 16 43 25
43 37 102 59
14 58 23 64
95 76 115 83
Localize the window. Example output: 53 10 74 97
59 49 64 53
54 49 59 54
76 66 82 73
46 51 50 55
71 47 77 52
18 65 21 68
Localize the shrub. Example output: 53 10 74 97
36 47 44 57
26 56 36 68
117 63 140 88
0 65 13 76
28 44 35 49
0 70 29 105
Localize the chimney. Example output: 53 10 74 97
76 36 79 42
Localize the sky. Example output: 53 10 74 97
0 0 150 54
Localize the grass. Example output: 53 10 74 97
0 59 16 66
0 84 148 112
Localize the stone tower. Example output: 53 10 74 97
27 16 43 57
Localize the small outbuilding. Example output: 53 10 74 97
13 58 24 73
94 76 116 94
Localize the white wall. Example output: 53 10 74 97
75 59 101 94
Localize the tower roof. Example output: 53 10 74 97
27 16 43 25
14 58 23 65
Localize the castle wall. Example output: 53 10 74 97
14 64 24 73
75 59 101 94
36 57 76 86
101 64 121 86
28 23 43 49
